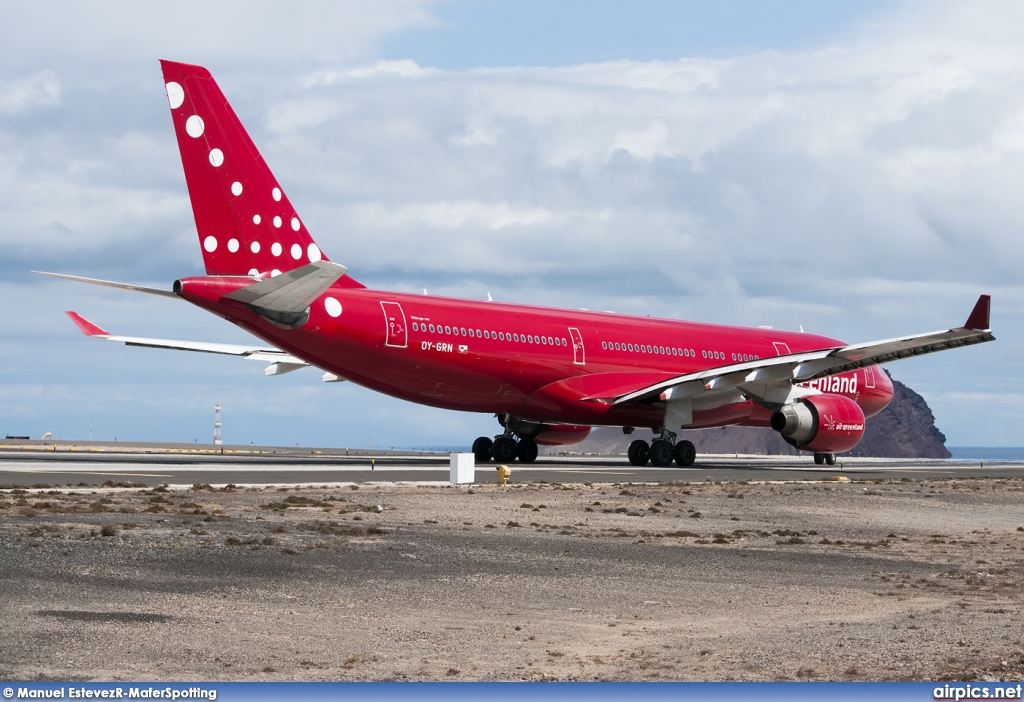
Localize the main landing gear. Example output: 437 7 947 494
472 435 539 464
813 452 836 466
628 438 696 467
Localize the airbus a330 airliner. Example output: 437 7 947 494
39 61 995 467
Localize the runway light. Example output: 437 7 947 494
496 464 511 486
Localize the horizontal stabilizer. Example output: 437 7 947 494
35 271 179 299
224 261 347 327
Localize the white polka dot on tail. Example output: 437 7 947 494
248 268 259 277
307 244 322 262
273 216 282 228
166 82 185 110
271 269 282 277
272 187 282 202
252 214 261 225
250 241 261 254
228 238 239 253
291 217 300 232
209 149 224 167
291 243 302 260
203 236 217 252
324 297 342 317
231 182 243 196
185 115 204 138
271 242 282 256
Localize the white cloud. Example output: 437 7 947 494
0 70 60 113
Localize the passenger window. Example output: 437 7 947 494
602 341 607 349
444 326 451 334
428 324 434 332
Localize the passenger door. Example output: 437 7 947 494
380 301 407 348
568 327 585 366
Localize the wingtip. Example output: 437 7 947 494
965 294 991 331
65 311 109 337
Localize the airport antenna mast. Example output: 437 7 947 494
213 404 222 445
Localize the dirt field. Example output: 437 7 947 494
1 476 1023 681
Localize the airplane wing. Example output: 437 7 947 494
612 295 994 407
65 311 318 377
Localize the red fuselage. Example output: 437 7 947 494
179 278 895 432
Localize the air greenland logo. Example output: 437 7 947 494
821 414 864 433
804 374 857 394
458 345 468 354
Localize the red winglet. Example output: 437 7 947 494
65 311 110 337
964 294 991 330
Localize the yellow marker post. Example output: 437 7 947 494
496 464 511 486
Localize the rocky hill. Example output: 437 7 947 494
543 371 950 458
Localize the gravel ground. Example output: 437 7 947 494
1 477 1023 682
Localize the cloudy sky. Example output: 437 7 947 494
1 0 1019 448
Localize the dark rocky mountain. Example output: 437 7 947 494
543 371 950 458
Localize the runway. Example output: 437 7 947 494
1 445 1021 486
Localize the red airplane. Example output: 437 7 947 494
40 61 995 467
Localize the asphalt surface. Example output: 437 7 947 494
0 447 1020 486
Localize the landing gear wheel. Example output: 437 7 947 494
824 453 836 466
813 452 825 466
516 439 538 464
627 439 650 466
674 440 696 467
472 437 493 463
650 439 674 467
491 436 517 463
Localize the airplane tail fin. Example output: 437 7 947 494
159 60 363 288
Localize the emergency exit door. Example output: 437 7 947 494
568 327 585 366
380 301 407 348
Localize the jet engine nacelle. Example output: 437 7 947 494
770 393 865 453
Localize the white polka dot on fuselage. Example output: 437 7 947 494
203 236 217 252
166 82 184 110
271 242 282 256
290 243 302 260
307 244 322 262
250 241 261 254
272 188 281 202
209 149 223 167
185 115 204 138
231 182 242 196
324 297 342 317
228 238 239 253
